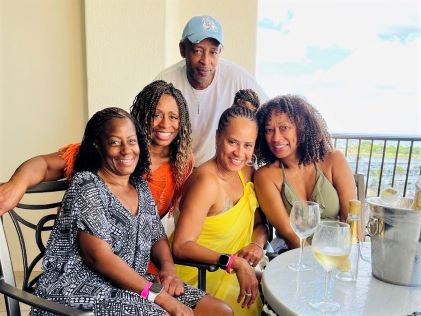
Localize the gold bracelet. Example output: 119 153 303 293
251 241 264 250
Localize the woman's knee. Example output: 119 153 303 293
194 295 233 316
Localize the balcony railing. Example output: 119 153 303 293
331 133 421 198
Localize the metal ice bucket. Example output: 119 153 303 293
366 197 421 286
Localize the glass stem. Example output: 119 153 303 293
323 270 332 303
297 237 304 267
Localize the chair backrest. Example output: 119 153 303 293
0 179 68 316
0 176 214 316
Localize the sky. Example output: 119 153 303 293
256 0 421 135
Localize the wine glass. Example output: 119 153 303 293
288 201 320 271
309 221 351 312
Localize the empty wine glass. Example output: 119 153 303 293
309 221 351 312
288 201 320 271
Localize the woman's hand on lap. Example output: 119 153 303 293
236 243 264 267
155 291 194 316
158 271 185 297
232 257 259 308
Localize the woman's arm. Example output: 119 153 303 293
236 208 268 267
150 236 185 297
329 150 356 222
78 231 192 315
172 170 259 308
172 172 222 263
0 152 66 215
254 166 300 249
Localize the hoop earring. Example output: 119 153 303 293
247 154 257 167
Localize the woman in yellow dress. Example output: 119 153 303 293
172 105 268 315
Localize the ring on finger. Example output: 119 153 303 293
245 292 252 297
249 261 253 266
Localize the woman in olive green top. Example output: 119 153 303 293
254 95 355 251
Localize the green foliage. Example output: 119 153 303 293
339 141 421 159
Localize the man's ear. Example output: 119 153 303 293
179 41 186 58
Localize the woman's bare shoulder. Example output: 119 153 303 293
255 162 282 185
321 149 347 167
255 161 279 177
185 163 219 191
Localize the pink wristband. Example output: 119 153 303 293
140 281 153 299
226 255 237 273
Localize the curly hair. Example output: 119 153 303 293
233 89 260 111
255 95 332 166
74 107 150 178
130 80 192 188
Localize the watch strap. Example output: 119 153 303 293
147 283 163 302
140 281 153 299
226 255 237 273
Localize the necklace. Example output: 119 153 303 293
189 85 202 114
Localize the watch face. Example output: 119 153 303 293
218 254 230 268
150 283 163 294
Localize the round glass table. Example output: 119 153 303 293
261 244 421 315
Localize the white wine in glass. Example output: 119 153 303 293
309 221 351 312
288 201 320 271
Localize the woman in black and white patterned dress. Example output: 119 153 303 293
31 107 232 316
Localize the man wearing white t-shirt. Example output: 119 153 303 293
155 15 268 166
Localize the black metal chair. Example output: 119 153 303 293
0 179 216 316
172 258 218 291
0 179 90 316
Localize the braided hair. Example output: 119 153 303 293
256 95 332 166
130 80 192 188
217 104 258 134
233 89 260 111
74 107 150 177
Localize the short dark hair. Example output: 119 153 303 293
256 95 332 166
74 107 150 177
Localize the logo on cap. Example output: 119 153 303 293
202 16 218 33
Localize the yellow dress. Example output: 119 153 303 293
175 171 262 315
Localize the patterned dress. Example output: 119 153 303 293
31 171 205 315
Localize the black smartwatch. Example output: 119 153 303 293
218 254 231 270
147 282 163 302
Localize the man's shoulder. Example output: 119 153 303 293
217 59 269 101
218 59 251 75
155 60 186 80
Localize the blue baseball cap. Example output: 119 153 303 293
181 16 223 45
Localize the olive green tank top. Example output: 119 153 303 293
280 163 340 220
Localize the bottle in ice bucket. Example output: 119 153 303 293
379 186 400 205
411 175 421 210
336 200 362 281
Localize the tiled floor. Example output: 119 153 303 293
1 272 34 316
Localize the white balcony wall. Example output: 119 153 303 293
1 0 258 270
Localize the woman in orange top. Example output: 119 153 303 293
0 80 193 274
60 80 194 218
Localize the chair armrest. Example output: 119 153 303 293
173 258 219 291
0 279 91 316
173 259 219 272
